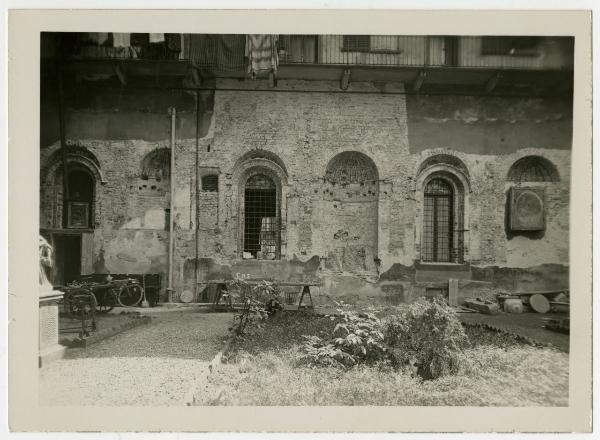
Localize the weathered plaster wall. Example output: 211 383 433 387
40 77 571 304
406 95 573 154
40 85 213 295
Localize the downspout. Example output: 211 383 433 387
57 59 69 228
167 107 177 302
194 91 200 301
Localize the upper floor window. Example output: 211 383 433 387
481 36 541 56
342 35 370 52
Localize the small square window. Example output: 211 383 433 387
201 175 219 192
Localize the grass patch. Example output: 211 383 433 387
202 310 568 406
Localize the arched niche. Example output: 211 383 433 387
507 155 560 183
322 151 380 274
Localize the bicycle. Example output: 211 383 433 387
112 277 145 307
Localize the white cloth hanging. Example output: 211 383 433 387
149 33 165 43
112 33 131 48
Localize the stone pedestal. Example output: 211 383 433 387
39 288 65 367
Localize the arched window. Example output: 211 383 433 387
65 165 95 229
507 156 560 183
243 173 279 259
416 157 469 265
422 178 454 263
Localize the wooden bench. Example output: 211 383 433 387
197 279 322 312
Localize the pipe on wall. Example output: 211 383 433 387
194 90 200 301
167 107 177 302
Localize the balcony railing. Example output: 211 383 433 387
58 33 574 72
278 35 574 71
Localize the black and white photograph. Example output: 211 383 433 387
6 7 593 434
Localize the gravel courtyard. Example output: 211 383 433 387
39 311 232 406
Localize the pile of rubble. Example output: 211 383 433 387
458 289 570 334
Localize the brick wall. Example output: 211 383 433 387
40 78 571 302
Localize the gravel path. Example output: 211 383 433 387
39 311 232 406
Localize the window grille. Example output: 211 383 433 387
422 178 454 263
243 174 279 259
201 175 218 192
342 35 370 52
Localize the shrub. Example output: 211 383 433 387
227 274 283 336
384 297 469 380
301 304 387 368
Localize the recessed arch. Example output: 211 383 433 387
41 147 104 229
325 151 379 184
140 147 171 181
233 149 288 179
43 146 106 185
322 151 380 275
507 155 560 182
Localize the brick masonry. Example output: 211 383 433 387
40 78 571 304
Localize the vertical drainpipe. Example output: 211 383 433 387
167 107 177 302
194 90 200 301
56 58 69 228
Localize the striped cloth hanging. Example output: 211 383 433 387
246 34 279 77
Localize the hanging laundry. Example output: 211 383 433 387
246 34 279 77
149 33 165 43
112 33 131 48
165 34 182 60
187 34 246 71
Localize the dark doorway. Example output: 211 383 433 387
52 234 82 285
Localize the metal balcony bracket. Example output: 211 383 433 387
340 68 352 90
484 72 503 93
269 70 277 88
412 70 427 93
114 63 127 86
191 67 202 88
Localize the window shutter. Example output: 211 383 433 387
343 35 370 51
81 232 94 275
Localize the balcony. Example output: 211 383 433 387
43 33 574 96
277 35 574 71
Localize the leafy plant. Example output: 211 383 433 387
301 303 386 368
227 274 283 337
384 297 469 380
